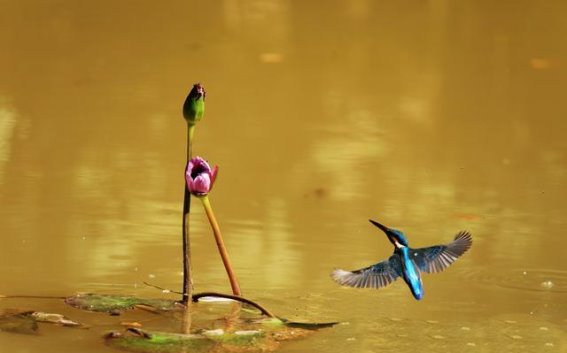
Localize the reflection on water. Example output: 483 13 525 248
1 0 566 352
311 106 387 200
0 100 17 184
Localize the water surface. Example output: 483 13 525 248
0 1 566 352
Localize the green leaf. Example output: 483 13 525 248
202 328 265 346
105 329 215 353
104 319 328 353
65 294 182 314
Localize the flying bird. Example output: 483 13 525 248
331 219 472 300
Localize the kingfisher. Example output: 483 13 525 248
331 219 472 300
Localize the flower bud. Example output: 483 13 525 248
182 83 205 125
185 156 218 196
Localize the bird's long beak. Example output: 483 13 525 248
369 219 390 234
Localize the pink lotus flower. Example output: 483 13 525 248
185 157 218 196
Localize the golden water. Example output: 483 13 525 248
0 1 565 352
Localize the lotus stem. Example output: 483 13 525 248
192 292 275 318
186 124 195 158
200 196 242 296
181 124 196 304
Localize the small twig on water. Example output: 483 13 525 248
143 282 184 295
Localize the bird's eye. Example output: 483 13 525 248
414 253 418 257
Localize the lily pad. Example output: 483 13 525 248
0 310 38 335
252 316 338 331
105 328 280 353
105 329 215 353
30 312 85 327
65 294 182 314
0 309 86 334
279 318 338 330
203 328 267 348
105 316 334 353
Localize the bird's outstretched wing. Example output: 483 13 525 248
410 231 472 273
331 255 402 289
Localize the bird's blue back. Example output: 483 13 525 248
399 247 423 300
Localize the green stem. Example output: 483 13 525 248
182 124 196 304
186 124 195 158
200 196 242 296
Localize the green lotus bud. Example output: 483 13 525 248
182 83 205 125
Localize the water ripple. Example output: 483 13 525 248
461 268 567 293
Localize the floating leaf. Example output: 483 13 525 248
105 328 277 353
65 294 140 313
105 329 215 353
256 317 285 328
203 328 266 347
0 310 38 335
29 312 85 327
255 317 338 330
105 315 335 353
279 318 339 330
0 309 86 334
65 294 182 314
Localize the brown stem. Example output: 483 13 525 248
181 191 192 304
200 196 242 296
181 124 195 304
181 124 195 333
181 305 192 334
